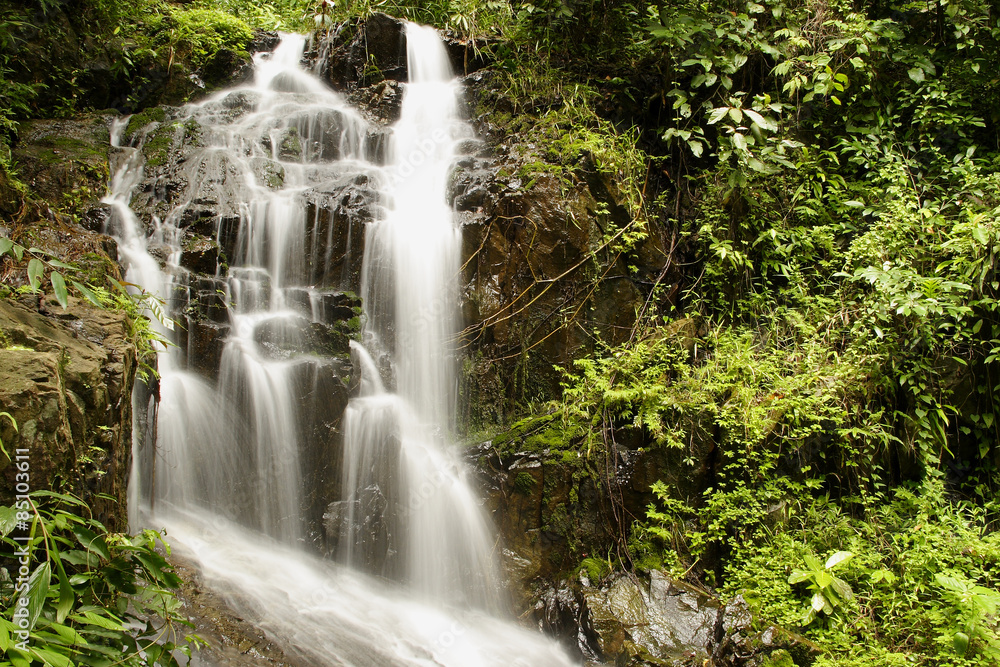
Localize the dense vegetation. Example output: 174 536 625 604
3 0 1000 665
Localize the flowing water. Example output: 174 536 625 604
110 23 576 667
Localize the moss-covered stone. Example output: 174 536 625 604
124 106 167 140
0 298 137 531
12 115 114 212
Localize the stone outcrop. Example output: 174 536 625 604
0 297 137 531
314 13 491 95
530 571 815 666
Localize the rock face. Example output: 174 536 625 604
532 570 780 667
530 571 813 667
1 113 137 531
13 114 116 224
0 298 137 531
315 13 491 95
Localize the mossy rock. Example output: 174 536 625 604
124 107 167 141
12 115 114 210
761 649 796 667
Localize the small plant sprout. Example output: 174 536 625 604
788 550 854 626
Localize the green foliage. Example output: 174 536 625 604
0 491 201 667
0 235 170 374
579 556 611 583
321 0 511 38
145 7 254 70
706 483 1000 666
787 550 854 626
0 238 102 310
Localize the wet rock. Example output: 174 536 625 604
348 80 404 125
169 555 293 667
293 357 352 550
302 175 382 291
180 233 220 275
12 115 114 211
0 298 137 531
250 30 281 55
222 89 261 112
320 14 408 91
182 317 230 378
582 573 719 664
81 202 113 233
443 35 493 76
448 155 495 212
533 582 602 662
284 288 361 323
253 315 356 360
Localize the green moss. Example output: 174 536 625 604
760 650 795 667
513 471 536 494
142 122 181 167
147 8 253 70
124 107 167 139
279 127 302 161
492 413 558 455
579 556 611 582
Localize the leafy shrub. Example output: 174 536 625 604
0 491 200 667
146 8 254 70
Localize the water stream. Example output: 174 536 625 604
109 23 576 667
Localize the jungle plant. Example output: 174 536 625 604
0 491 202 667
788 550 854 626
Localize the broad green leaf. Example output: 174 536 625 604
825 550 853 569
8 647 30 667
743 108 776 132
810 592 826 612
26 562 52 632
728 107 743 124
708 107 729 124
56 576 74 624
27 259 44 291
46 259 76 270
0 237 13 255
50 272 69 309
47 622 88 648
788 569 810 584
830 577 853 601
0 505 18 536
70 611 125 631
30 646 72 667
954 631 970 656
74 526 112 560
0 617 11 652
72 281 104 308
732 132 747 151
908 67 924 83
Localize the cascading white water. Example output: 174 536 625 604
341 23 500 609
111 24 577 667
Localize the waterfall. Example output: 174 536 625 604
341 23 500 609
111 22 576 667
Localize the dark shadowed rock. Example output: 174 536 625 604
348 80 404 125
303 175 382 291
180 233 220 275
320 14 408 91
13 115 114 212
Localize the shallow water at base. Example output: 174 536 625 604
155 510 576 667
